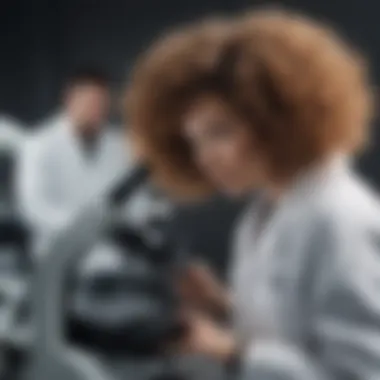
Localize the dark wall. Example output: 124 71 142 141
0 0 247 123
2 0 379 122
2 0 380 177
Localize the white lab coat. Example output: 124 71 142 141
17 116 132 255
0 115 26 153
231 156 380 379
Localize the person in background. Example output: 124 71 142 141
127 9 380 380
17 67 130 256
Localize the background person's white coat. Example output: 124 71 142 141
17 115 131 256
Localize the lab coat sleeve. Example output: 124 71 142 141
17 140 74 232
240 217 380 380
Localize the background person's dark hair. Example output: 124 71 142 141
66 66 110 89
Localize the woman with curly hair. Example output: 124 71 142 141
127 9 380 380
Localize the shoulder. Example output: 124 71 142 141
34 116 65 141
23 125 65 166
305 177 380 311
289 172 380 285
271 170 380 276
290 170 380 240
28 129 54 153
319 172 380 237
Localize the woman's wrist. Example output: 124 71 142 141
214 333 239 363
204 292 232 321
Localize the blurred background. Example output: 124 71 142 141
0 0 379 379
2 0 380 173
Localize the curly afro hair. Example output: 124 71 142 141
126 9 373 199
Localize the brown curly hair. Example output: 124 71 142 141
126 9 373 199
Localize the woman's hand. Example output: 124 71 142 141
179 311 237 362
178 263 230 315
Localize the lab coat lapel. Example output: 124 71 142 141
259 155 352 341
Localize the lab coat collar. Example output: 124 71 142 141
248 154 351 250
281 153 351 206
57 115 84 155
55 114 74 138
58 114 106 155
